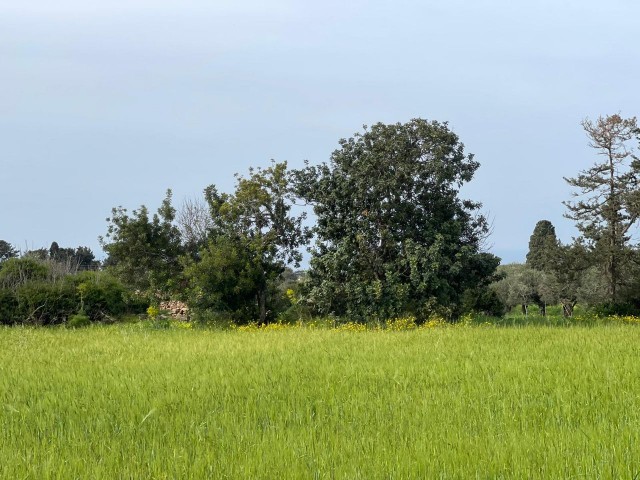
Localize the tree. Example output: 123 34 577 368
0 240 18 264
525 220 563 315
48 242 99 271
189 161 310 323
526 220 561 272
553 242 592 317
564 114 640 303
295 118 499 321
101 190 183 296
491 264 557 316
176 196 213 257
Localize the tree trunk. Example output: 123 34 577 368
562 301 574 318
258 289 267 324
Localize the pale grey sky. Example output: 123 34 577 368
1 0 639 262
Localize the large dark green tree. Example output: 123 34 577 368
525 220 562 315
101 190 183 296
564 114 640 303
296 118 499 321
526 220 561 272
186 161 310 323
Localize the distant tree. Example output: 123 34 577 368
0 240 18 264
564 114 640 303
552 242 592 317
101 190 183 296
49 241 60 258
491 264 556 316
186 161 310 323
526 220 561 272
24 248 49 261
73 247 99 270
176 196 213 257
295 118 499 321
48 242 99 271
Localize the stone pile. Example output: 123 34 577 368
159 300 189 320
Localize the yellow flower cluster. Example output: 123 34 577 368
146 305 160 319
225 316 455 332
385 316 418 331
614 315 640 325
421 317 448 329
336 322 368 332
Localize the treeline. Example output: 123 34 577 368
494 114 640 317
2 114 639 326
99 119 501 324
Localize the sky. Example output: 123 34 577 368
1 0 639 264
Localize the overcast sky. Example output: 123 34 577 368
1 0 639 263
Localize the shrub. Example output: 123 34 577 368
15 281 77 325
0 257 49 289
592 302 640 317
0 289 18 325
67 311 91 328
64 271 130 320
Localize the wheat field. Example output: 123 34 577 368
1 324 639 478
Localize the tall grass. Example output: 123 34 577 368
1 324 640 478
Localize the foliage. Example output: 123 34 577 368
183 236 298 324
67 311 91 328
0 257 49 289
460 283 507 317
48 243 99 271
146 305 160 319
295 118 499 321
64 271 129 320
0 269 139 325
0 289 19 324
0 240 19 264
491 263 558 315
193 161 310 323
564 114 640 303
101 189 184 297
526 220 561 271
13 280 77 325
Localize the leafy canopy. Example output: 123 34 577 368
296 118 499 321
101 189 183 296
184 161 310 323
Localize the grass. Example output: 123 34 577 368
2 323 640 478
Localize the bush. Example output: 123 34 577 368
0 289 18 325
67 311 91 328
591 302 640 317
461 286 507 317
15 281 77 325
0 270 145 325
0 257 49 289
65 271 129 320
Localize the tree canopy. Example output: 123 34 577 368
564 114 640 303
296 118 499 321
101 190 183 297
185 161 310 323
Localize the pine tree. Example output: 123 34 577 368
564 114 640 303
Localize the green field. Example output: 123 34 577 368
2 324 640 479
